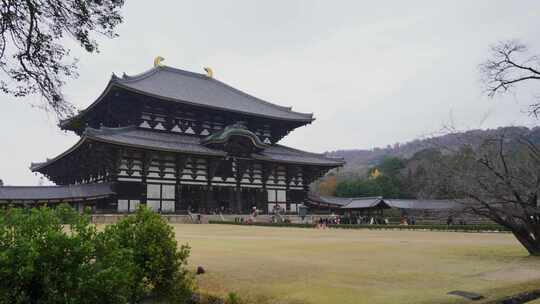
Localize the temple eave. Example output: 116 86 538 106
32 126 343 175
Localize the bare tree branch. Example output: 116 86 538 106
0 0 125 119
480 40 540 116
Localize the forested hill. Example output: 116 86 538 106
326 126 539 175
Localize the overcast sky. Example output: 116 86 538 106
1 0 540 185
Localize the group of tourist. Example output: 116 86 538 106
315 215 393 228
399 215 417 225
316 216 341 228
339 215 390 225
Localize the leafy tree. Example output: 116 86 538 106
336 180 364 197
373 156 405 176
0 204 135 303
0 205 195 303
373 175 402 198
0 0 125 118
100 206 194 303
336 157 406 198
318 174 338 196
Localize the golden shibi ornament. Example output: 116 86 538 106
154 56 165 67
204 67 214 78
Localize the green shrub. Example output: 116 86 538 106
0 205 195 304
0 206 135 304
227 292 242 304
101 206 194 303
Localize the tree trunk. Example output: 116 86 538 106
511 229 540 256
481 211 540 256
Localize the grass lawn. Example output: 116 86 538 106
172 224 540 304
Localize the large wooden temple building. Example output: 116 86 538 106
0 61 343 214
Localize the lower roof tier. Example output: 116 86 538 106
0 183 115 202
30 126 344 184
32 126 344 170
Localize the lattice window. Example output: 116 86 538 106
146 183 176 213
117 199 140 213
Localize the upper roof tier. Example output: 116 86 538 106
62 65 314 130
117 66 314 121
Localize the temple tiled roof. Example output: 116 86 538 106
0 183 115 202
341 197 389 209
307 194 462 210
385 199 461 210
63 66 314 128
313 196 356 206
115 66 313 121
32 126 344 171
307 195 387 208
87 126 227 157
254 145 344 166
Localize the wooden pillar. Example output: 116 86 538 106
256 188 267 212
175 156 187 213
108 147 122 182
261 164 272 190
205 159 219 213
176 184 183 212
205 186 215 213
141 152 152 206
235 183 242 214
228 188 235 212
234 159 248 214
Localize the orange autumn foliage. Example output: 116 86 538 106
318 174 338 196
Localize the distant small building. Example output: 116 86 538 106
305 194 475 223
307 194 461 212
307 195 390 214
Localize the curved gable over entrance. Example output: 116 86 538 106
201 123 268 156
